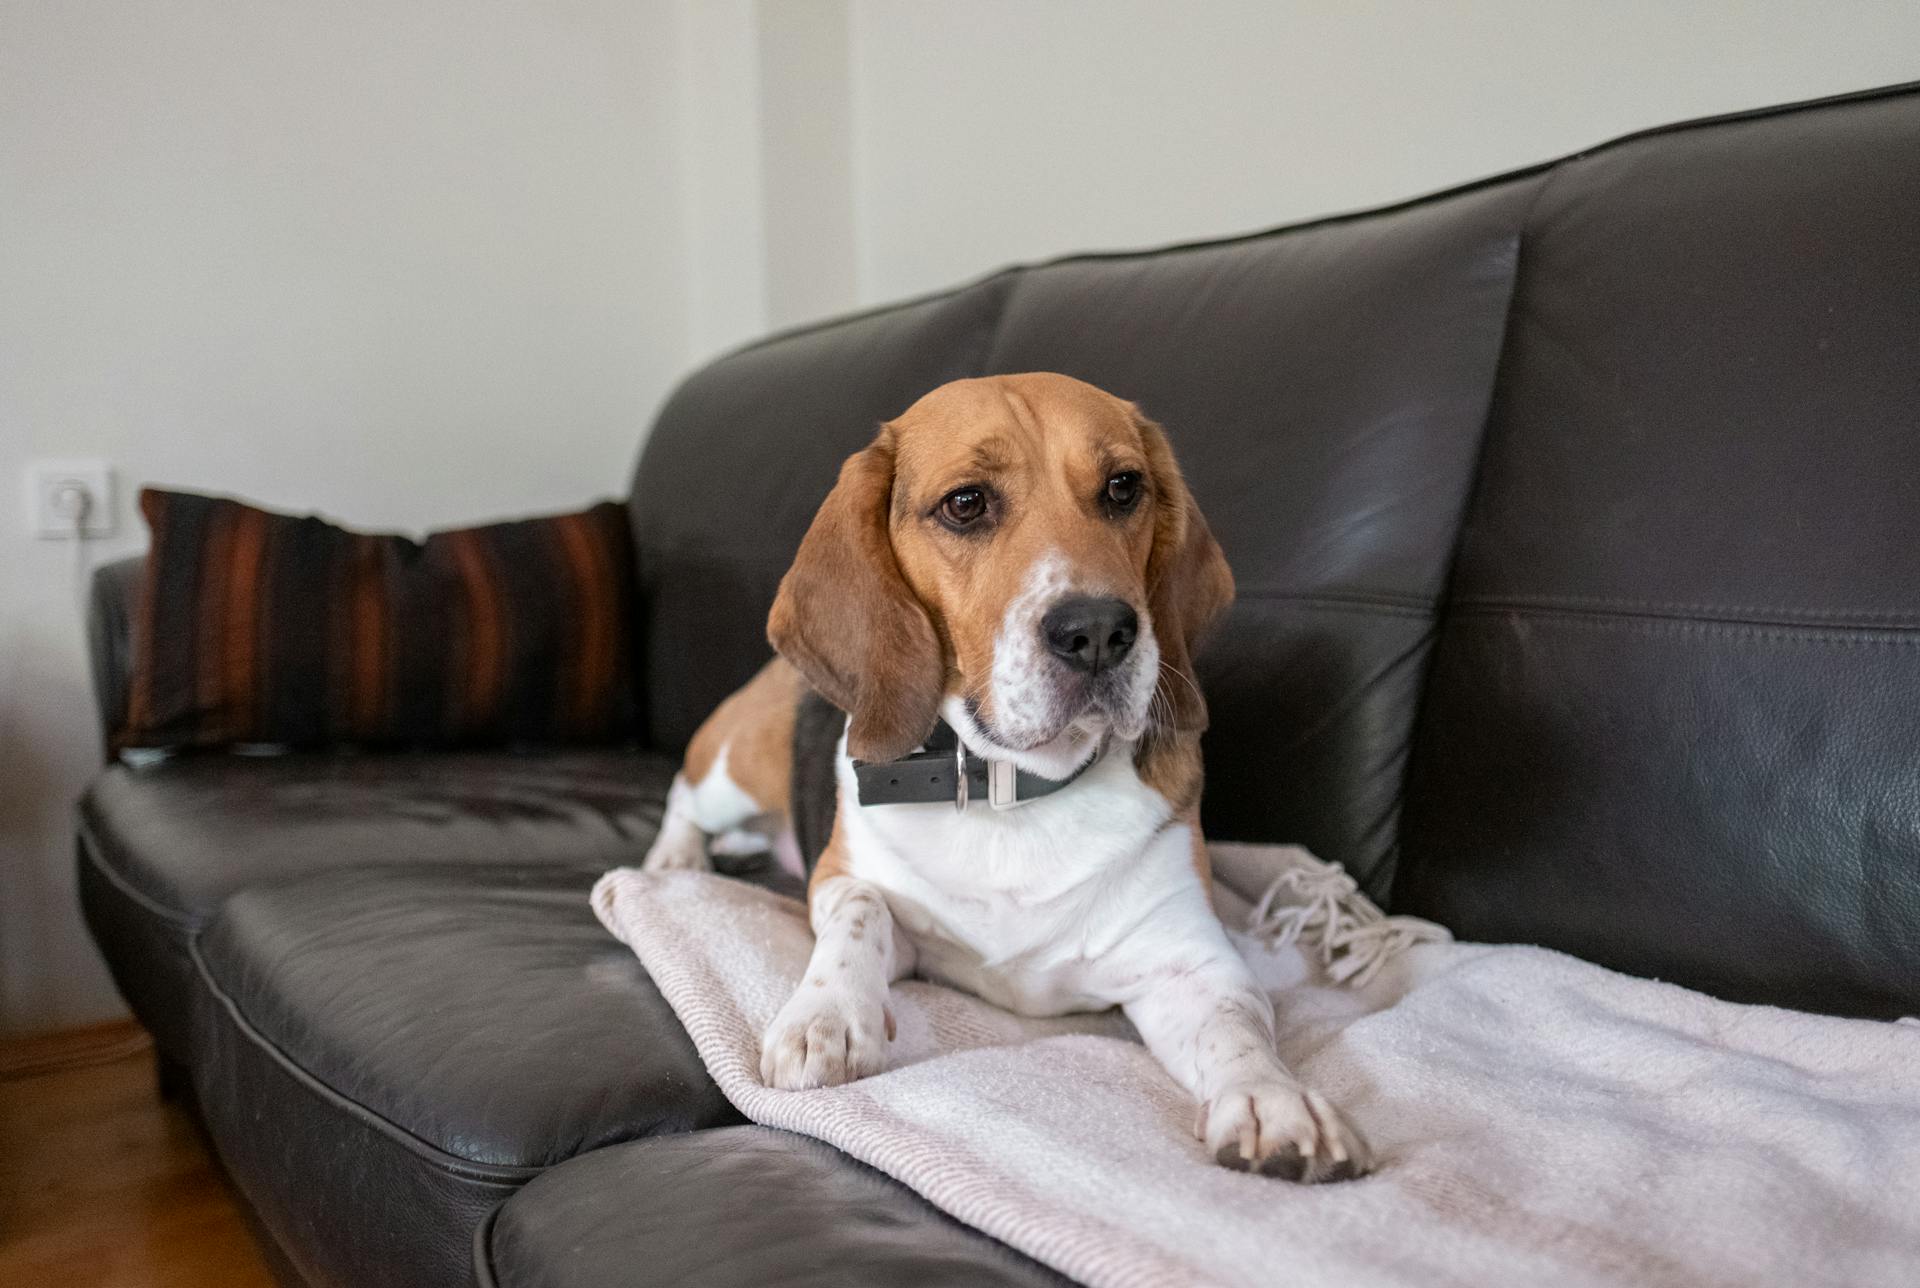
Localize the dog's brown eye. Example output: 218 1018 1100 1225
1105 471 1142 510
940 487 987 526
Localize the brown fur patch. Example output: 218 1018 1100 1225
682 658 802 816
1137 729 1206 817
1138 417 1235 735
769 438 944 763
808 814 853 904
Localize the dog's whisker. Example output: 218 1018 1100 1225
1157 659 1204 708
1145 665 1191 733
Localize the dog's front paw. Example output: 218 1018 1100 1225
1198 1080 1373 1182
758 985 892 1090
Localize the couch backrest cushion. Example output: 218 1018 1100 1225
1394 88 1920 1016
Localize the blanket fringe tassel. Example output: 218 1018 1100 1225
1246 852 1452 988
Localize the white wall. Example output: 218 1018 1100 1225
3 0 1917 1034
0 0 691 1033
846 0 1920 304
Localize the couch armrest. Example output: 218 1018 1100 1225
88 555 144 755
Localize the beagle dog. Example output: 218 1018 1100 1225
642 372 1372 1182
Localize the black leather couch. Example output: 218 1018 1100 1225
78 83 1920 1287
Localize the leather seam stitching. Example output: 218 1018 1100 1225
983 264 1029 372
1459 593 1920 623
1383 211 1539 904
971 271 1016 376
1232 591 1433 618
1453 603 1920 644
189 938 547 1185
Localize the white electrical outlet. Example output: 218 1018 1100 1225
26 459 116 538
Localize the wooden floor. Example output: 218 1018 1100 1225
0 1025 276 1287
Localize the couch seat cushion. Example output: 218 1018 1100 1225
79 747 674 929
480 1126 1068 1288
190 863 751 1287
195 863 739 1167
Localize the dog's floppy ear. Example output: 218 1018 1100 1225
1139 414 1234 735
769 427 944 762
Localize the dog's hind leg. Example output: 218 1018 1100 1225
642 773 732 872
641 660 801 873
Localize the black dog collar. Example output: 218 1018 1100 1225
853 721 1099 811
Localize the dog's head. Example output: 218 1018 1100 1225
769 373 1233 775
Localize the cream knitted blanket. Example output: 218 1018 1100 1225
590 845 1920 1288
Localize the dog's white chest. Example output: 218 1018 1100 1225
835 744 1191 1016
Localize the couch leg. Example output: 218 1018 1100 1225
155 1048 192 1103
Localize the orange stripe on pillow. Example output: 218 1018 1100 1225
554 510 611 733
348 532 391 740
223 503 269 742
447 529 506 738
123 494 169 745
193 501 238 744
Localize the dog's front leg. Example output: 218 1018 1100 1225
760 877 913 1090
1125 951 1372 1182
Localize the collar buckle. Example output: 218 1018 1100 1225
986 759 1020 810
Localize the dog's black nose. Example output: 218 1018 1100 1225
1041 596 1138 675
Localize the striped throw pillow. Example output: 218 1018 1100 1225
119 489 638 751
